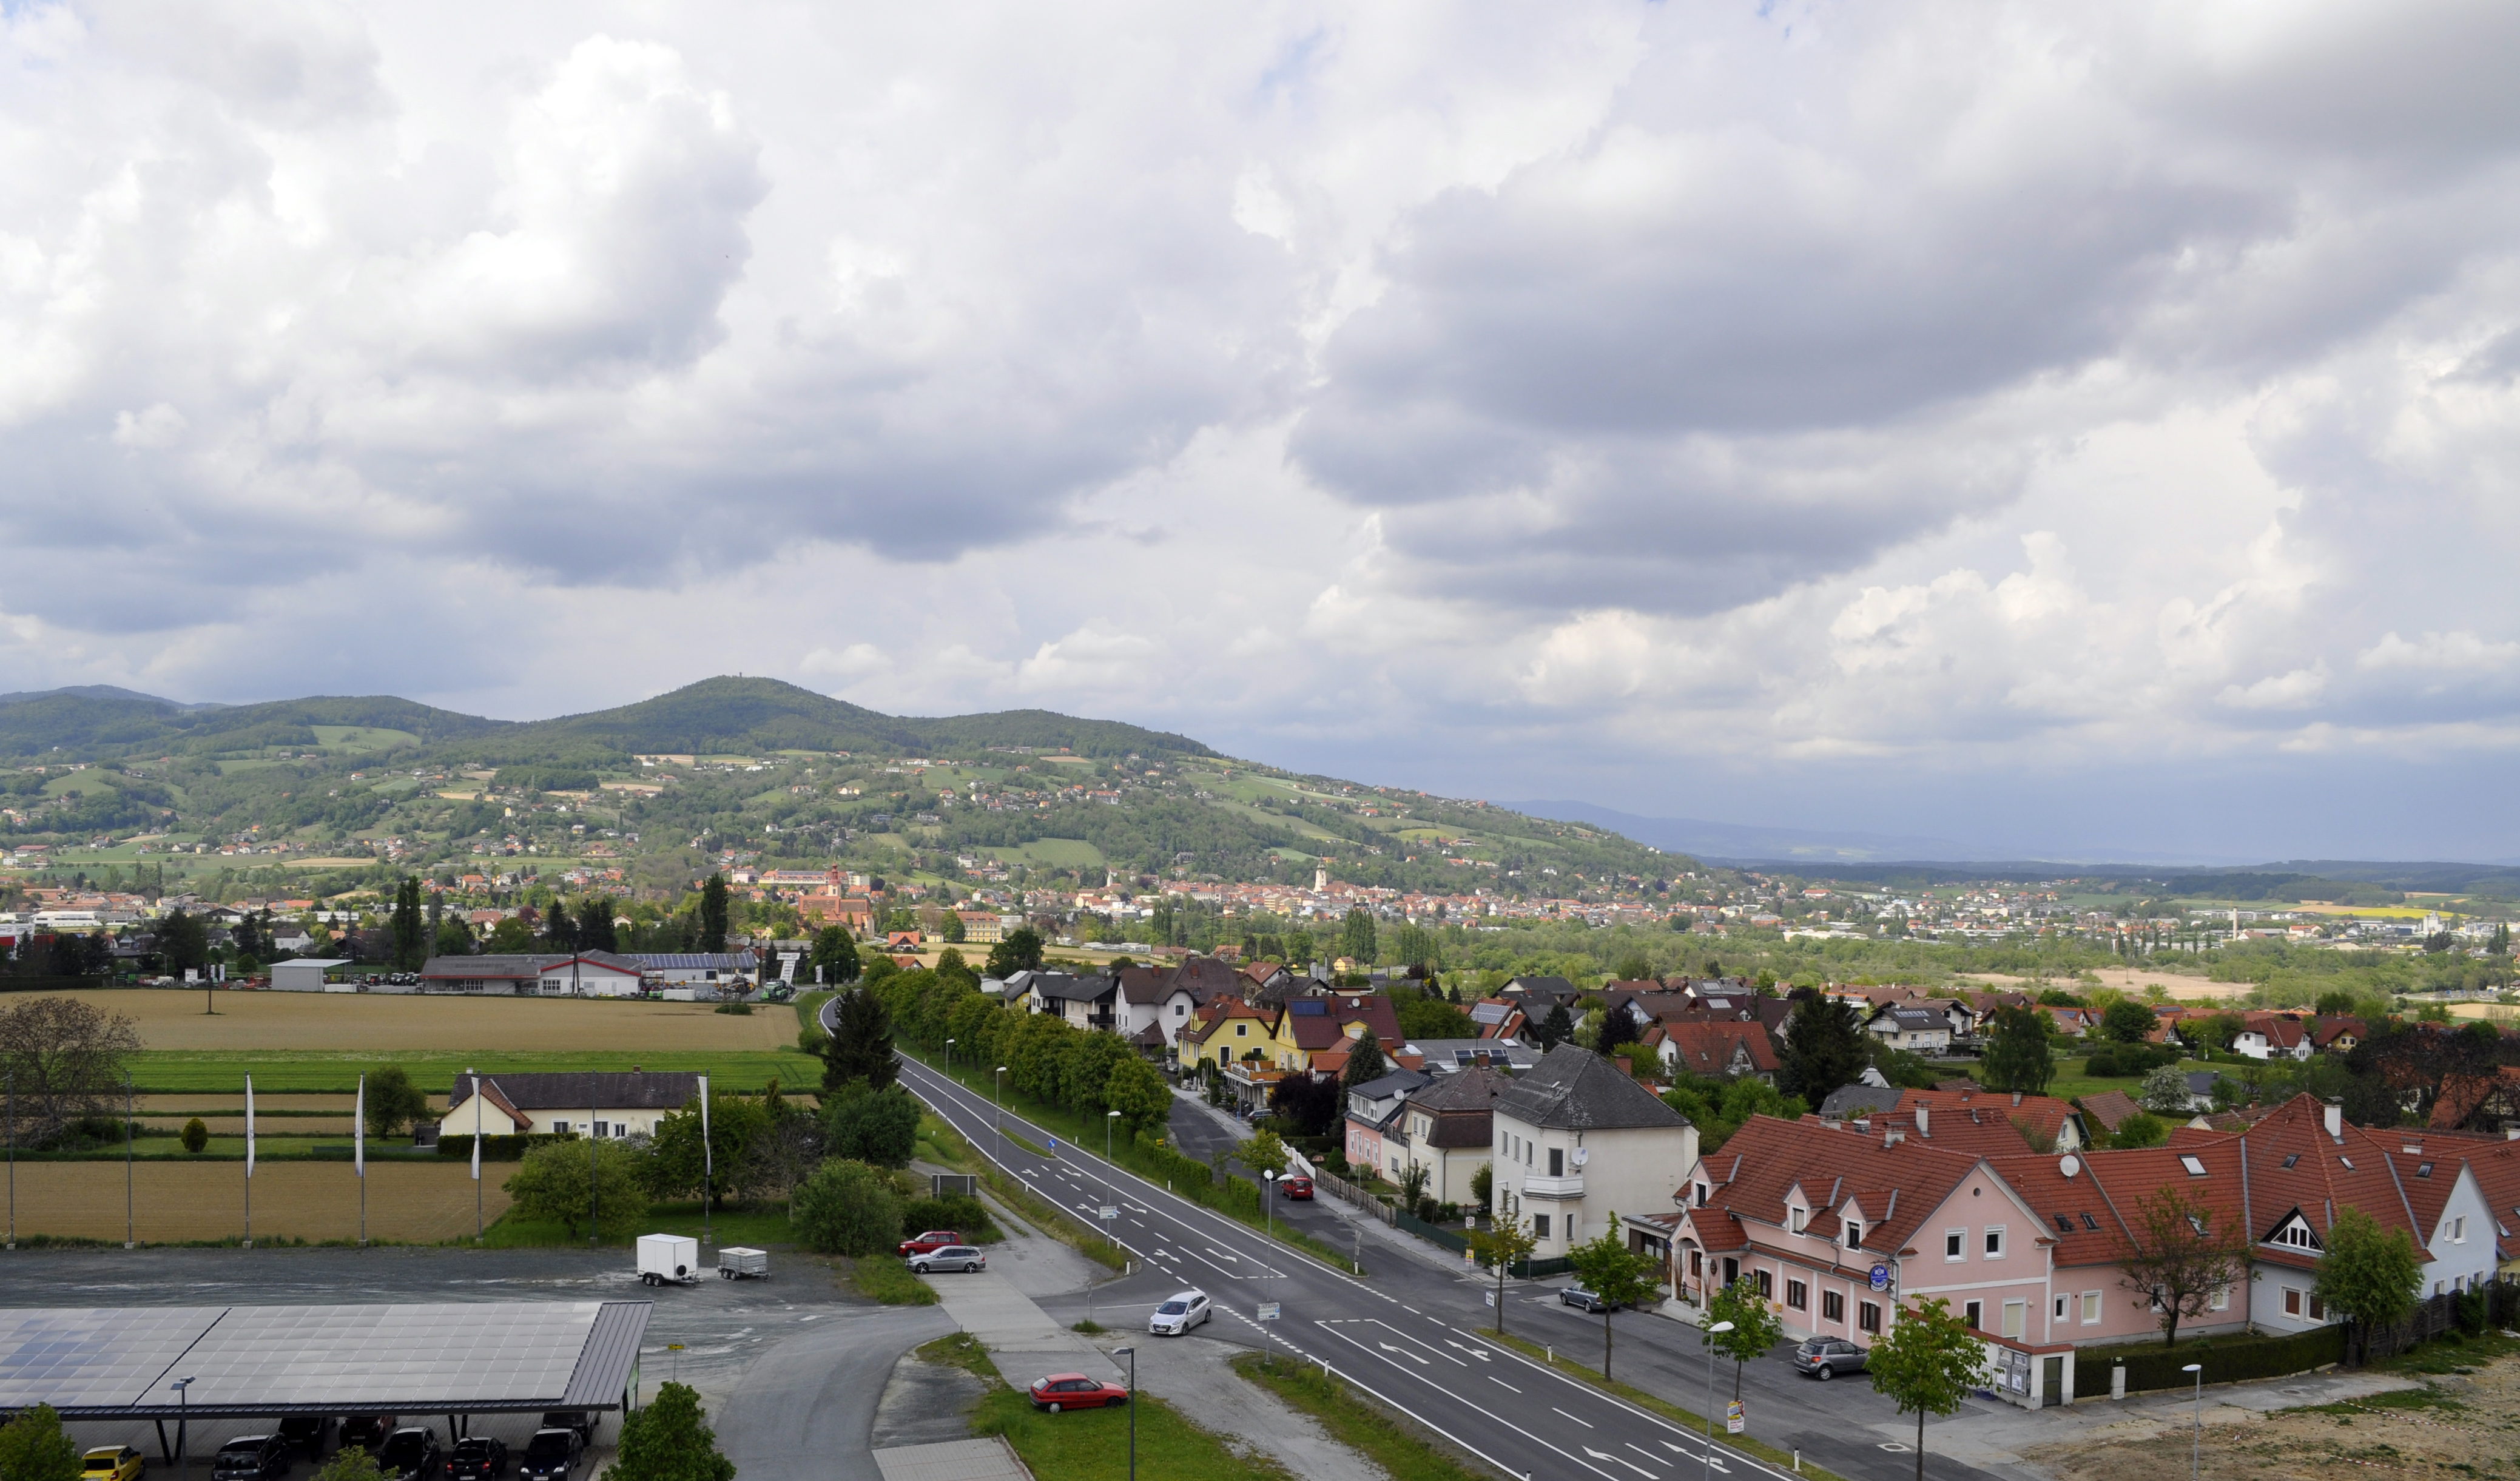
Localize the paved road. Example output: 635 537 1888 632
897 1054 2006 1481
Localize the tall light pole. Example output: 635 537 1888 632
1262 1170 1277 1240
944 1038 954 1068
1110 1346 1137 1481
1704 1319 1734 1481
1105 1108 1121 1241
170 1375 195 1481
2183 1362 2203 1481
994 1067 1008 1156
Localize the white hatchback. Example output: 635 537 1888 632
1149 1289 1211 1335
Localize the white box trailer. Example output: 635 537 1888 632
717 1246 769 1279
637 1233 702 1286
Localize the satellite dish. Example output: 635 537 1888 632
1571 1147 1590 1168
2058 1154 2082 1179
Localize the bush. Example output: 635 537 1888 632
2074 1324 2346 1397
901 1193 998 1242
794 1159 902 1256
502 1139 650 1242
826 1088 921 1168
440 1132 578 1162
180 1118 209 1154
598 1380 734 1481
0 1401 81 1481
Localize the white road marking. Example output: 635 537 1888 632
1379 1341 1430 1365
1490 1377 1521 1393
1585 1446 1657 1478
1554 1407 1594 1428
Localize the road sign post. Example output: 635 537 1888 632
1727 1400 1745 1435
1257 1302 1281 1322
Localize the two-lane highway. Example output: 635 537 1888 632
896 1054 1815 1481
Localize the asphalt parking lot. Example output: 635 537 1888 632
1 1247 892 1480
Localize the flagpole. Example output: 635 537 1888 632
355 1073 366 1248
699 1076 712 1250
473 1075 483 1243
243 1075 254 1249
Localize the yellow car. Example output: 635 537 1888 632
84 1448 144 1481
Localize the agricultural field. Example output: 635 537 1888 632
103 989 801 1052
0 1159 511 1244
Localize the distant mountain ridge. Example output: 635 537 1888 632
1500 800 1985 864
0 675 1216 763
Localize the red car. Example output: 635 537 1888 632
897 1229 965 1257
1028 1374 1130 1412
1279 1175 1313 1200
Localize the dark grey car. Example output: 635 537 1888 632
1790 1337 1867 1380
1558 1286 1623 1314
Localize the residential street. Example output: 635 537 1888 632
897 1055 2010 1481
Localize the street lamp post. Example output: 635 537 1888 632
1263 1170 1277 1240
1704 1319 1734 1481
2183 1363 2203 1481
1111 1346 1137 1481
994 1067 1008 1156
944 1038 954 1068
170 1375 195 1481
1105 1108 1122 1241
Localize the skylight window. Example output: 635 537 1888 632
2339 1157 2354 1171
2052 1214 2074 1233
2414 1162 2433 1178
2281 1154 2299 1169
2081 1213 2100 1231
2179 1155 2207 1176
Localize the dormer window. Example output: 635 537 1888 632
1846 1220 1864 1249
1790 1207 1807 1233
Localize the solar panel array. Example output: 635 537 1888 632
0 1303 649 1418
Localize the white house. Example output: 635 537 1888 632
270 957 354 992
1865 1005 1952 1054
1491 1045 1699 1260
418 951 646 996
441 1068 703 1140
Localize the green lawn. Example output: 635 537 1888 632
843 1255 938 1305
2045 1055 2213 1106
130 1048 823 1094
969 1388 1293 1481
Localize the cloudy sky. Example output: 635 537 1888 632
5 0 2518 862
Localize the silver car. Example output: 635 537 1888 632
1149 1290 1210 1335
1790 1337 1867 1380
909 1244 987 1274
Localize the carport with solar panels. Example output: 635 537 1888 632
0 1303 652 1471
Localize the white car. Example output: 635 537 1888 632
1148 1289 1211 1336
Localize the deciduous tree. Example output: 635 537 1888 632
1567 1216 1665 1380
0 995 142 1147
1866 1297 1989 1481
2115 1187 2251 1346
809 926 861 985
1703 1274 1784 1399
793 1158 901 1256
984 927 1043 978
2315 1207 2422 1365
504 1139 649 1243
0 1403 83 1481
1980 1005 2055 1095
1467 1217 1538 1335
599 1381 734 1481
363 1066 431 1139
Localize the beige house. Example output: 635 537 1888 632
1492 1045 1699 1259
442 1068 703 1140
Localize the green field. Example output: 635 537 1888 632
312 726 421 751
129 1048 825 1094
985 838 1106 868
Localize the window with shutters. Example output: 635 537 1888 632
1787 1280 1808 1311
1858 1301 1882 1334
1822 1290 1845 1322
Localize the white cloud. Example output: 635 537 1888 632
4 0 2520 856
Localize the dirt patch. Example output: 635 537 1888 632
2022 1355 2520 1481
1955 969 2247 1002
73 990 798 1052
0 1158 512 1243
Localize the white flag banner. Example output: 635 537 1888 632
699 1075 712 1189
471 1075 483 1182
244 1076 255 1176
354 1074 365 1178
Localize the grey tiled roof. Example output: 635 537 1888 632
449 1070 703 1112
1492 1045 1688 1132
1817 1084 1904 1119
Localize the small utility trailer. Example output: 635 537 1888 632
717 1246 770 1280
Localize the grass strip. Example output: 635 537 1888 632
844 1254 940 1306
969 1387 1295 1481
1483 1330 1852 1481
918 1113 1126 1272
795 991 833 1044
1232 1352 1501 1481
906 1048 1361 1274
915 1332 1001 1380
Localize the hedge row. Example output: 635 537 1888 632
435 1133 579 1162
2075 1323 2346 1398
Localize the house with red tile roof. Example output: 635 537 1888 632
2074 1090 2145 1136
2233 1012 2311 1062
1647 1020 1780 1083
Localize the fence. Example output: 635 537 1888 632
1395 1209 1470 1252
2073 1282 2519 1398
1309 1167 1395 1223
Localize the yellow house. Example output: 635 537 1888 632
1181 1000 1273 1072
1265 993 1404 1073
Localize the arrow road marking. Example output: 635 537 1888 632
1584 1446 1657 1478
1444 1340 1491 1361
1207 1247 1241 1262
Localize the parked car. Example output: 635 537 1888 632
448 1439 508 1481
342 1418 398 1454
211 1437 290 1481
1790 1337 1867 1381
516 1429 582 1481
908 1244 986 1274
537 1414 595 1446
1148 1290 1211 1336
897 1229 965 1258
374 1428 442 1481
277 1417 335 1460
1279 1175 1313 1200
84 1446 144 1481
1026 1374 1130 1412
1558 1286 1623 1314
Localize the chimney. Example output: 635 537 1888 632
2012 1091 2023 1107
2323 1101 2343 1139
1915 1104 1930 1139
1884 1128 1905 1148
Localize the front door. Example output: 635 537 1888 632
2041 1355 2063 1408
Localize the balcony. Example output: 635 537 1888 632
1521 1173 1585 1200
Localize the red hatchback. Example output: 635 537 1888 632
897 1229 965 1257
1280 1175 1313 1200
1028 1374 1130 1412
